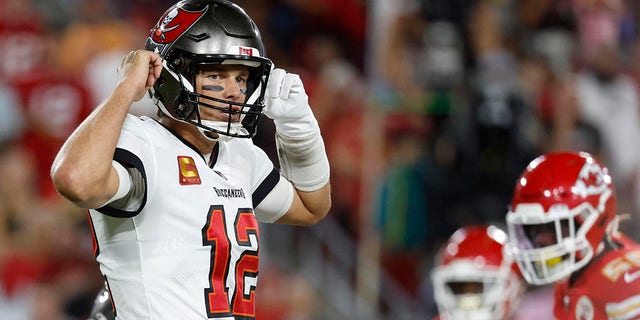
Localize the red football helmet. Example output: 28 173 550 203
506 152 617 285
432 225 523 320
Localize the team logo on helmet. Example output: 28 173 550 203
574 162 608 198
150 5 207 44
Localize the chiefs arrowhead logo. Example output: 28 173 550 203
150 5 207 44
574 162 608 197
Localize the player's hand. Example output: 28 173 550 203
264 68 329 193
117 50 163 102
264 68 317 138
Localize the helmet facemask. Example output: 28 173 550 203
506 203 599 285
150 52 271 142
432 260 521 320
506 152 617 285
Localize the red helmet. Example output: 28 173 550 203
432 225 522 320
506 152 617 285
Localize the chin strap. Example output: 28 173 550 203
197 120 249 142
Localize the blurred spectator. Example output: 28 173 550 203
373 113 433 296
573 43 640 231
304 33 367 235
0 2 103 317
0 0 96 202
458 0 541 225
0 84 24 145
377 0 468 105
574 0 624 58
55 0 137 76
567 0 640 236
10 36 94 200
75 0 158 117
0 138 100 319
461 59 541 224
516 0 577 66
0 0 47 83
276 0 366 69
256 265 321 320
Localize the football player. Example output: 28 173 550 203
431 225 524 320
50 0 331 319
506 151 640 319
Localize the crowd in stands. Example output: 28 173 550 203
0 0 639 318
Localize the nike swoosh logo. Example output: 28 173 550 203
624 270 640 283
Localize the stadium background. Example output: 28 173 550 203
0 0 639 318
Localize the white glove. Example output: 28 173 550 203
263 68 329 191
264 68 318 138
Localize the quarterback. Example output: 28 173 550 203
50 0 331 319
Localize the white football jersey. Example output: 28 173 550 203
88 115 290 319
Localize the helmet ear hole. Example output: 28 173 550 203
174 103 194 120
172 57 185 69
174 91 196 120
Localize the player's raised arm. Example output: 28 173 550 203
262 68 332 226
50 50 162 209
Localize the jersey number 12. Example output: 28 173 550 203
202 205 259 319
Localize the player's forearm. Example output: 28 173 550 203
51 83 136 208
274 127 332 225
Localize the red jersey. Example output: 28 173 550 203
11 71 94 199
0 17 46 82
554 238 640 320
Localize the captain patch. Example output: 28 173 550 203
178 156 201 185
